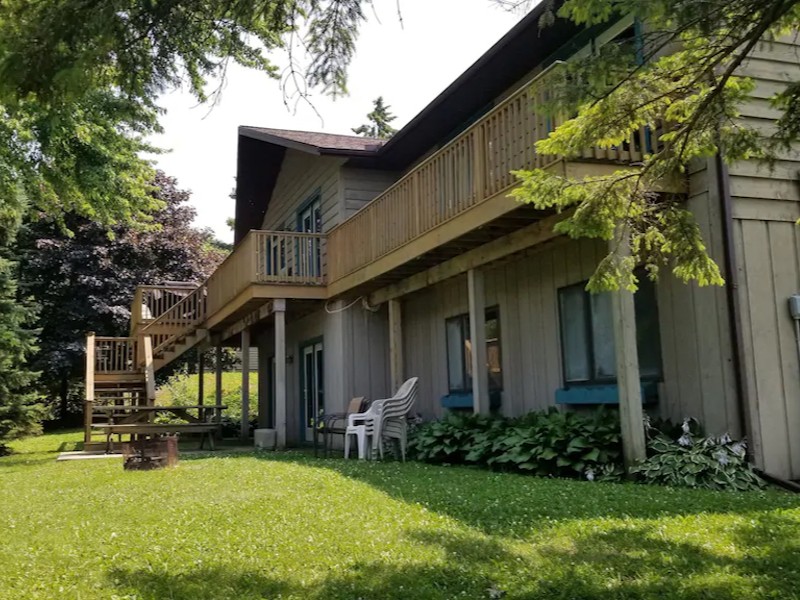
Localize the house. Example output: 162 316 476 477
85 5 800 480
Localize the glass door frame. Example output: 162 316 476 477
299 337 324 443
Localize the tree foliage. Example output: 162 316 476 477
0 192 41 454
17 172 227 420
352 96 398 139
509 0 800 292
0 0 372 231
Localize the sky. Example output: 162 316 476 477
150 1 527 243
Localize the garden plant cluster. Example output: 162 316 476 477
408 409 764 491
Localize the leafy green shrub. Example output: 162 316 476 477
489 409 623 480
409 412 501 464
156 368 258 422
632 418 765 491
409 408 623 481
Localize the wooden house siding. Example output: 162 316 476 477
261 149 345 234
717 34 800 478
340 168 399 219
256 303 390 445
399 236 737 434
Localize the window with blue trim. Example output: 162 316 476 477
446 308 503 393
558 278 662 386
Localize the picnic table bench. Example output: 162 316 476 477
91 405 227 452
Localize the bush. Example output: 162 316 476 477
157 368 258 423
632 418 765 491
409 412 502 464
409 408 623 481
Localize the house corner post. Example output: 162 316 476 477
467 269 489 414
610 229 647 470
241 328 251 441
388 299 404 393
274 299 287 449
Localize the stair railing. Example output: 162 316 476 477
140 283 208 359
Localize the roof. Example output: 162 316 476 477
239 127 386 155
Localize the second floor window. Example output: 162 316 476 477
446 308 503 393
558 277 662 386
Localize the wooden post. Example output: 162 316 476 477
84 332 95 444
610 229 647 470
241 328 251 440
215 345 223 426
197 350 205 406
467 269 490 414
142 335 156 408
388 299 404 393
274 299 287 449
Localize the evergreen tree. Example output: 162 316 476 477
0 192 41 455
352 96 398 139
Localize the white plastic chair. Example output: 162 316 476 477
344 378 418 460
374 377 418 461
343 399 384 460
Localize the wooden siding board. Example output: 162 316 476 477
690 192 729 432
741 220 791 476
500 263 523 416
734 219 765 468
768 222 800 477
262 150 345 234
656 269 681 423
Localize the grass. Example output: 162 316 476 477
2 431 800 599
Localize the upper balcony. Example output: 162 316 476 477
323 64 662 297
165 64 671 345
204 230 327 329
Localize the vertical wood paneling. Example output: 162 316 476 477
740 221 792 476
399 236 737 432
767 222 800 477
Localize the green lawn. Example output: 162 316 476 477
2 431 799 600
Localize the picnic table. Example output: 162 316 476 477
92 405 227 452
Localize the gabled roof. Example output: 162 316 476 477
239 127 385 156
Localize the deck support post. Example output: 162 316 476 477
241 328 251 440
274 299 287 449
85 332 95 444
467 269 490 414
609 229 647 470
215 345 223 427
197 350 204 406
388 299 404 393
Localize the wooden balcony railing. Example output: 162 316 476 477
93 337 138 373
326 61 653 284
130 283 199 334
206 230 326 319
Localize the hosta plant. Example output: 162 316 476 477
632 418 765 491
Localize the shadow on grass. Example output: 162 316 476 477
195 450 799 537
107 514 800 599
108 566 297 600
0 451 59 472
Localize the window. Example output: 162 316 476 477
446 308 503 393
558 278 662 385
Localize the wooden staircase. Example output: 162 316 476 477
84 282 208 449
